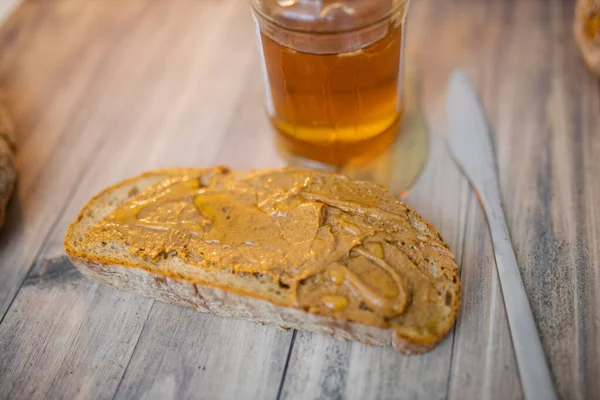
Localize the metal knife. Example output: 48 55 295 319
445 69 557 400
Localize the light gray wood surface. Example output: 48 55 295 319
0 0 18 24
0 0 598 399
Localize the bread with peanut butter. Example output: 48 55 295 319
64 167 460 354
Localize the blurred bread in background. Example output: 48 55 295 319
0 104 16 228
575 0 600 73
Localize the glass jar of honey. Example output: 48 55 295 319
249 0 410 166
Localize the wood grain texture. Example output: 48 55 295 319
0 0 598 399
447 1 600 399
0 257 152 399
113 303 291 400
0 0 151 319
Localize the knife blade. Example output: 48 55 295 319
446 69 557 400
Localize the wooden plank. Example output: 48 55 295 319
448 1 600 399
448 198 523 400
113 303 291 400
442 1 525 398
0 1 293 399
539 4 600 397
0 0 152 319
0 257 152 400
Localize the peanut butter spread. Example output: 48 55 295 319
87 168 458 333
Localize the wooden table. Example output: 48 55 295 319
0 0 598 399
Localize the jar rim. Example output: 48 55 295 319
250 0 409 35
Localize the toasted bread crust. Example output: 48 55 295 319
0 104 16 229
64 168 460 354
69 254 437 355
574 0 600 74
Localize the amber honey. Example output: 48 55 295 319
258 22 405 165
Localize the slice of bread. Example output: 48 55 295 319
64 167 460 354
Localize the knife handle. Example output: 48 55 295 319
478 182 558 400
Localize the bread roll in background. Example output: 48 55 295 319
575 0 600 74
0 103 16 229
